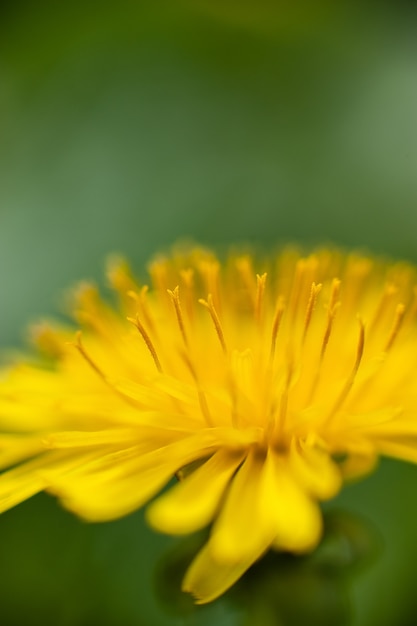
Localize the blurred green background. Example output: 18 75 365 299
1 1 417 624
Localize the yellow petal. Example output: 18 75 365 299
339 452 378 480
375 437 417 464
182 540 261 604
44 428 150 448
47 458 177 521
0 472 46 512
43 433 230 521
289 438 342 499
0 435 46 470
115 375 198 413
146 449 244 534
266 452 323 553
0 450 83 513
209 449 277 563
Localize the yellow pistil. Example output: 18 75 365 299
384 303 405 352
167 286 188 348
302 282 322 346
198 294 228 355
270 296 285 363
128 314 163 374
255 272 267 325
1 244 417 604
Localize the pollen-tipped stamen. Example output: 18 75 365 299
255 273 267 326
270 296 285 363
127 287 156 335
370 283 398 334
128 315 163 374
168 286 189 348
180 268 196 322
181 349 214 427
324 318 365 425
71 332 138 407
321 279 341 361
384 303 406 352
302 282 322 346
199 295 228 355
306 279 340 405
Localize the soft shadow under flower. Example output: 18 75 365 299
155 510 380 626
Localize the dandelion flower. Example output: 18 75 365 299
1 245 417 603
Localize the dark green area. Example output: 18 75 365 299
1 2 417 624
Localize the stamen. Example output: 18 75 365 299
288 259 306 323
31 323 65 358
228 377 239 429
270 296 285 362
287 255 319 324
75 312 113 345
106 257 136 295
167 286 188 347
326 318 365 422
370 283 398 332
181 350 214 427
353 318 366 377
328 277 341 311
277 352 294 436
72 331 107 383
342 256 372 314
199 260 221 313
71 332 137 407
255 273 267 325
127 315 163 373
408 286 417 321
302 282 322 345
197 391 214 429
149 258 169 296
72 285 116 343
180 268 195 322
307 279 340 404
321 279 341 360
384 303 405 352
235 256 257 308
127 286 155 334
180 268 194 287
199 294 227 355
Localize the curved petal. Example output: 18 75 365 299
43 434 230 521
0 450 85 513
0 435 46 470
182 448 321 603
47 459 176 521
182 540 262 604
289 438 342 499
339 452 378 480
208 449 277 563
375 437 417 464
146 449 244 534
267 452 323 553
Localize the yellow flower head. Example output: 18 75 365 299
1 245 417 603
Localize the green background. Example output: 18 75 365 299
1 2 417 624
